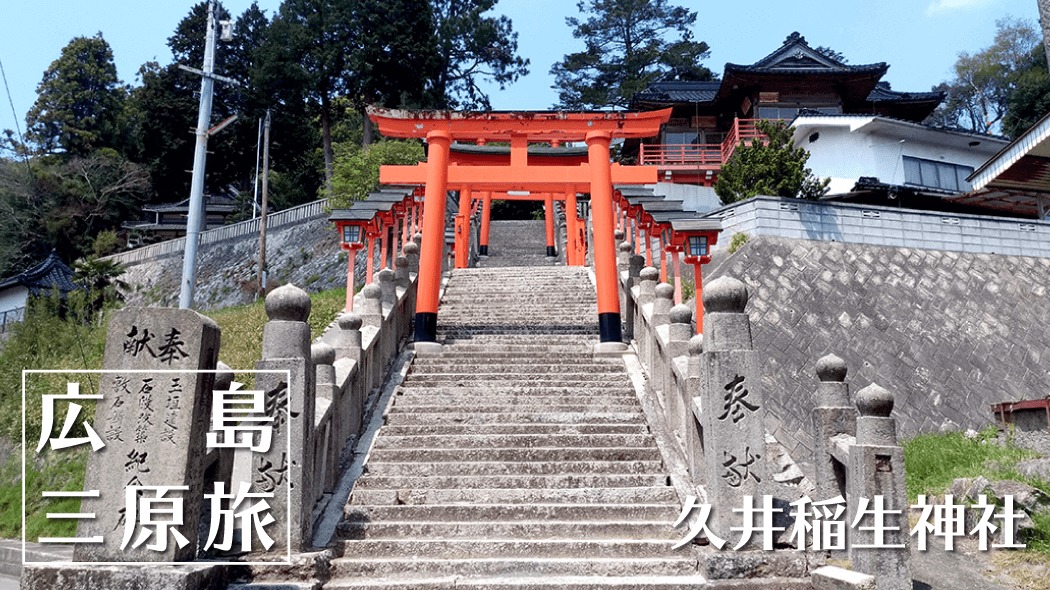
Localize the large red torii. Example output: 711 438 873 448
370 107 671 349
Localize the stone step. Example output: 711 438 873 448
343 503 678 523
383 412 645 425
377 424 649 436
336 521 682 542
352 473 670 490
367 446 660 463
363 460 665 477
388 404 643 415
394 390 634 403
372 434 655 449
324 574 713 590
407 363 623 373
349 486 681 507
411 356 613 365
401 373 631 384
328 556 699 578
336 539 684 560
390 386 637 396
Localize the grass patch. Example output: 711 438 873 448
0 286 348 540
905 426 1050 581
903 427 1037 500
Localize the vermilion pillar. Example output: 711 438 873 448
565 191 579 265
643 223 653 267
479 192 492 256
344 246 361 311
379 224 389 271
586 131 622 344
365 233 376 284
544 193 556 257
454 188 472 268
415 130 452 343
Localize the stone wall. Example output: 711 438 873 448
119 213 346 310
706 236 1050 464
706 196 1050 258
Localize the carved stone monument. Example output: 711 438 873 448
76 307 220 562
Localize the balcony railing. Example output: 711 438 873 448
640 118 768 170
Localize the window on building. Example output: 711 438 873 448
901 156 973 192
756 105 842 120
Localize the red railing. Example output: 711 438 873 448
640 118 768 169
639 143 722 167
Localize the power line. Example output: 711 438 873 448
0 54 32 176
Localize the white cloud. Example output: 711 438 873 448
924 0 995 16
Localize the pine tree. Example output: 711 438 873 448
550 0 713 110
25 34 127 156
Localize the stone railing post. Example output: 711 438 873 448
848 384 910 590
617 241 632 270
653 283 674 326
256 284 315 552
405 241 420 275
685 334 705 478
331 312 363 363
377 268 397 312
312 343 338 494
638 266 659 307
667 304 692 359
812 354 855 501
360 283 383 328
395 255 410 290
697 276 767 549
628 254 644 288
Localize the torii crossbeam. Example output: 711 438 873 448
370 107 671 349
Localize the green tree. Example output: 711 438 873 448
1002 46 1050 138
714 121 828 204
329 139 424 208
550 0 713 109
268 0 355 187
429 0 529 110
927 17 1040 134
25 34 127 157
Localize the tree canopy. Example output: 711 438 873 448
714 121 828 204
25 34 127 157
550 0 713 110
927 17 1041 135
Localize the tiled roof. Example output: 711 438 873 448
631 80 721 104
866 83 944 103
0 251 78 294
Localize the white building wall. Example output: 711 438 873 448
797 120 1005 194
0 285 28 327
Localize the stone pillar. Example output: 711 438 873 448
617 241 632 271
395 255 410 290
75 308 219 562
332 312 363 363
812 354 855 501
638 267 659 307
377 268 397 313
255 284 315 552
404 242 420 275
360 283 383 329
312 343 338 494
628 254 644 288
667 304 692 359
653 283 674 326
685 334 705 479
697 277 767 548
848 384 910 590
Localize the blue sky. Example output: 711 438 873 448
0 0 1041 138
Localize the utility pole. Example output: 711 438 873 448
178 0 238 309
258 110 272 298
1039 0 1050 73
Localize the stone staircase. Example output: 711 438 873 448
325 265 708 588
476 220 559 268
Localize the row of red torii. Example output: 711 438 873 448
330 108 722 348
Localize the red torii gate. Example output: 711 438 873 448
371 107 671 348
